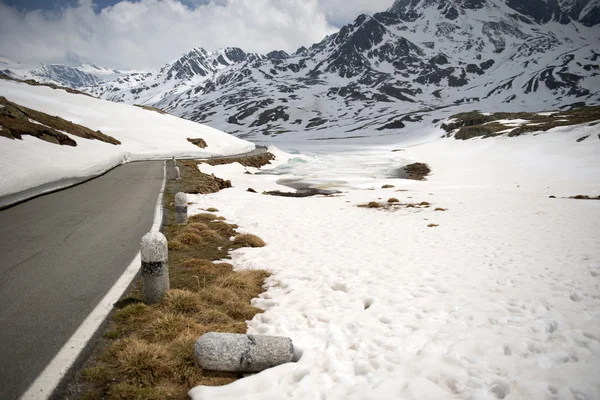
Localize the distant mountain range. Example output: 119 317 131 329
3 0 600 142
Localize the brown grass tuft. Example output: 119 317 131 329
174 231 203 245
216 270 269 299
382 184 395 189
143 313 201 342
388 198 399 203
434 208 447 211
179 258 217 274
404 163 431 181
206 208 219 212
233 233 266 248
113 339 174 385
189 213 219 223
428 224 440 227
168 240 186 251
163 289 203 314
187 138 208 148
367 201 382 208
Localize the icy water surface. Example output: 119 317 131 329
257 144 410 191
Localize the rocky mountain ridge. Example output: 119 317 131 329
7 0 600 143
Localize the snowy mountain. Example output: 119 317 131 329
85 47 263 105
0 57 127 88
87 0 600 142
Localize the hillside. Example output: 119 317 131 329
0 79 254 207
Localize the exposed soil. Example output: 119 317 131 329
187 138 208 149
201 152 275 168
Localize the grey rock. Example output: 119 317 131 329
194 332 294 373
140 231 169 304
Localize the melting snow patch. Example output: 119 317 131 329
188 128 600 400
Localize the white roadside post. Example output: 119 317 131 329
140 231 169 304
167 157 181 180
175 192 188 225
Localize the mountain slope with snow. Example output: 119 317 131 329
86 0 600 143
0 79 254 207
0 57 130 88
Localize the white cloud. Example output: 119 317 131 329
0 0 395 70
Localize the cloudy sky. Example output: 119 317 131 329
0 0 394 70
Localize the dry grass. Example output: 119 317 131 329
206 208 219 212
434 208 447 211
77 165 271 399
388 198 400 203
382 184 395 189
189 213 219 223
203 153 275 168
178 161 232 195
0 96 120 146
134 104 168 115
428 224 440 227
569 195 600 200
233 234 266 248
187 138 208 148
404 163 431 180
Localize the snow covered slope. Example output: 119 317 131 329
0 57 129 88
87 0 600 143
185 119 600 400
0 79 254 206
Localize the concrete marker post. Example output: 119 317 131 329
175 192 188 225
141 231 169 304
194 332 294 373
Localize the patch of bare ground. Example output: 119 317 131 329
442 106 600 140
0 72 96 97
65 161 270 399
0 96 121 146
187 138 208 148
178 161 232 194
568 195 600 200
404 163 431 180
202 152 275 168
134 104 169 115
359 200 434 211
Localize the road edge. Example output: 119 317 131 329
19 161 167 400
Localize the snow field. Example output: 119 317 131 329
0 80 254 199
188 127 600 399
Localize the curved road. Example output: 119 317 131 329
0 161 164 400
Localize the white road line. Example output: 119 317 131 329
20 162 166 400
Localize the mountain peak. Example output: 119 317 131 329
389 0 600 26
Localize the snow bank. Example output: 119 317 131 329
0 80 254 204
188 126 600 399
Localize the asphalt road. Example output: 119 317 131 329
0 161 164 400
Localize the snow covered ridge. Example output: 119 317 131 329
185 123 600 399
78 0 600 143
0 79 255 207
